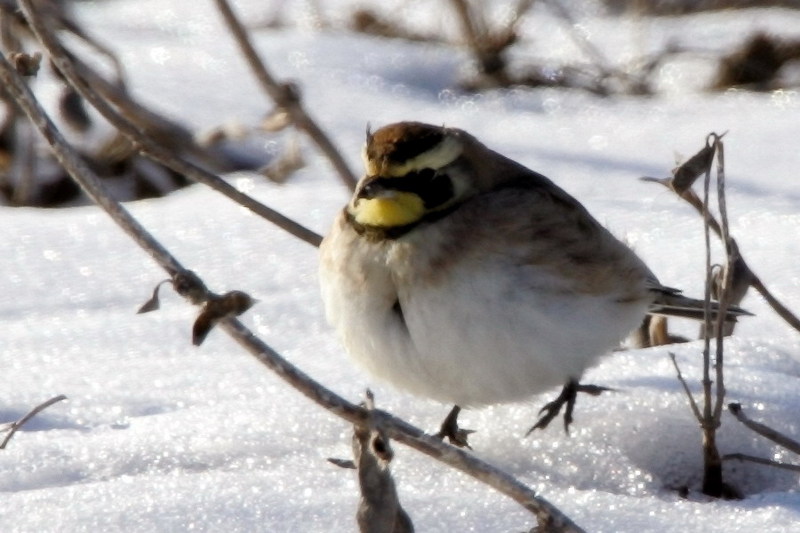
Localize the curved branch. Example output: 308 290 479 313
0 395 67 450
640 176 800 334
0 49 581 533
213 0 358 191
17 0 322 248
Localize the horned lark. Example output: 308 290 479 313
319 121 747 443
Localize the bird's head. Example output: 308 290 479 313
347 122 478 234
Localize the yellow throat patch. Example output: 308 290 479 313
352 192 425 228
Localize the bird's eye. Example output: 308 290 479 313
413 168 436 182
408 168 453 209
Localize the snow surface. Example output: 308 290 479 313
2 1 800 531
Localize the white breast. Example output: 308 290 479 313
319 214 648 407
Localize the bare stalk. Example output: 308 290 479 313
699 137 724 497
640 177 800 334
0 395 67 450
662 135 732 497
16 0 322 248
712 140 732 423
723 453 800 473
668 352 703 422
0 51 581 533
350 391 414 533
212 0 357 191
728 403 800 455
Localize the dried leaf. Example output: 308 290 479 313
136 279 171 314
261 137 305 184
59 87 92 133
192 310 215 346
670 133 724 194
8 52 42 77
192 290 258 346
172 270 209 305
327 457 357 469
260 108 291 132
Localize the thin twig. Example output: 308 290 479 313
0 51 581 533
0 395 67 450
700 138 714 428
213 0 357 191
0 53 185 273
641 176 800 334
749 275 800 332
712 138 730 423
668 352 703 423
728 403 800 455
351 390 414 532
723 453 800 473
543 0 613 75
16 0 322 248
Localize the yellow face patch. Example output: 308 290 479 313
351 192 425 228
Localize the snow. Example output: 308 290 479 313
2 1 800 531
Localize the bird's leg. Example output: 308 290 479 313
434 405 475 449
526 379 613 436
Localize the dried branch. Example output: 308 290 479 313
352 390 414 533
668 352 703 422
0 49 582 533
543 0 613 75
711 140 732 424
700 134 729 497
0 395 67 450
640 168 800 334
15 0 322 248
728 403 800 455
450 0 509 81
722 453 800 473
212 0 357 191
662 134 730 497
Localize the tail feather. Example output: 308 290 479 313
648 292 752 322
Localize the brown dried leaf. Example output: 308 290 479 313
192 290 258 346
59 87 92 133
136 279 171 314
260 108 291 132
671 137 716 194
261 137 305 184
8 52 42 77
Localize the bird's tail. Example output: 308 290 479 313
648 292 752 321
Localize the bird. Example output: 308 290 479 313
319 121 748 446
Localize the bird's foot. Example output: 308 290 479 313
526 380 614 436
434 405 475 449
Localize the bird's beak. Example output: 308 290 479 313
355 178 393 202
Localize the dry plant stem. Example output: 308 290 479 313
222 315 582 533
352 391 413 532
0 54 184 273
700 137 730 497
723 453 800 473
700 145 714 430
0 54 581 533
14 0 322 246
0 395 67 449
645 179 800 334
213 0 357 191
16 0 322 248
668 353 703 421
450 0 492 73
543 0 611 73
749 275 800 332
728 403 800 455
712 141 731 423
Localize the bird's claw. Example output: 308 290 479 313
435 405 475 449
526 381 614 436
